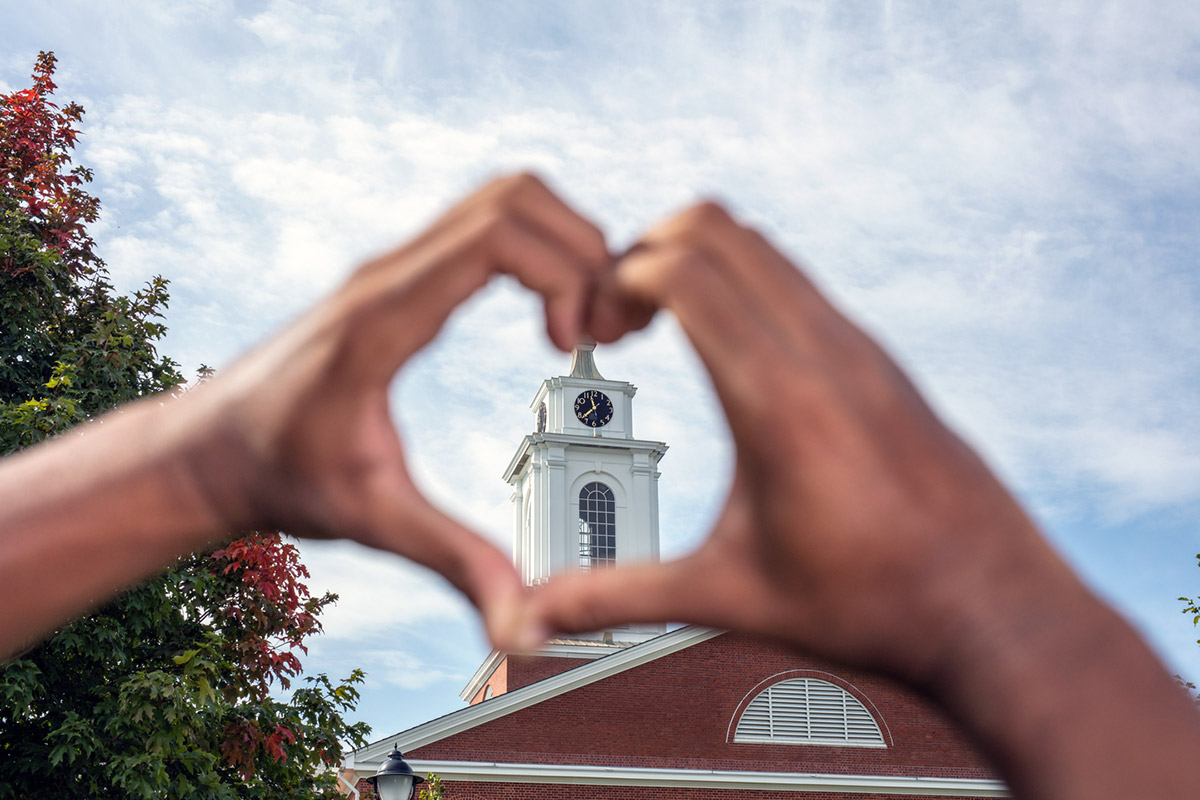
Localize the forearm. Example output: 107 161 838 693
0 396 226 659
930 550 1200 800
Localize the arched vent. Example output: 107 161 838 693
734 678 885 747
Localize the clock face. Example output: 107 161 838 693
536 402 547 433
574 390 613 428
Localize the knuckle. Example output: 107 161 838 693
453 209 516 267
583 224 609 262
474 207 514 245
498 170 545 202
681 199 734 231
662 246 709 283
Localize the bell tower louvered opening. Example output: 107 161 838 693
734 678 886 747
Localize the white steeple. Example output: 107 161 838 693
502 342 667 643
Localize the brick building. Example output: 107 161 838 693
349 346 1007 798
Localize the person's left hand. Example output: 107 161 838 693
173 173 607 650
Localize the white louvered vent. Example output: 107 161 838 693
734 678 886 747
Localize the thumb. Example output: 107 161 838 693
372 497 528 651
528 558 704 639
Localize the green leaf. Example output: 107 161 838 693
0 55 364 797
173 648 199 666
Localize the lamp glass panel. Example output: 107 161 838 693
375 774 414 800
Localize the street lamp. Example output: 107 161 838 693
366 745 425 800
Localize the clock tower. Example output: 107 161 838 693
502 341 667 643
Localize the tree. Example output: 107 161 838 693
1181 554 1200 701
0 52 369 798
418 772 446 799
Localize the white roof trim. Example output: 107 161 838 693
459 641 639 702
459 649 504 702
357 625 723 762
396 760 1010 797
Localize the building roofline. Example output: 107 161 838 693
356 625 722 762
458 649 505 702
459 639 637 702
393 760 1010 797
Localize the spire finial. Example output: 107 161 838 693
568 337 605 380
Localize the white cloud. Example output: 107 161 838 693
356 648 466 691
8 0 1200 698
298 540 468 642
62 0 1196 571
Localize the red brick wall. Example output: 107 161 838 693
411 632 996 780
506 652 591 691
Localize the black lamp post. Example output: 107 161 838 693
366 745 425 800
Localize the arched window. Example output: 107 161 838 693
733 678 885 747
578 482 615 570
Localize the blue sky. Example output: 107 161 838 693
4 0 1199 741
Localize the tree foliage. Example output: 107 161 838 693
0 52 369 798
1181 553 1200 701
418 772 446 799
0 50 181 450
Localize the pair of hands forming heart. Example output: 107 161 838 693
6 173 1200 800
180 172 1063 687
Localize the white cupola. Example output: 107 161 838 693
502 340 667 643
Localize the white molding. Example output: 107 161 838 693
374 761 1011 797
356 626 723 762
503 434 668 482
459 650 504 702
459 642 632 701
734 735 887 749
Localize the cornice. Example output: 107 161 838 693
365 760 1010 797
503 434 669 482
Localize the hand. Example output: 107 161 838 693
174 173 608 650
532 201 1072 683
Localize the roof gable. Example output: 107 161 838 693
354 626 996 783
356 625 722 763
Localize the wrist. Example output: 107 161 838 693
162 382 266 537
96 394 237 549
913 531 1200 800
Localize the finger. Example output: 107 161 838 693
470 172 610 272
529 557 706 637
586 260 656 344
368 493 529 651
637 202 850 361
614 243 790 442
343 198 604 377
532 471 792 643
487 211 598 352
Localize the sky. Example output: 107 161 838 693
4 0 1200 743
